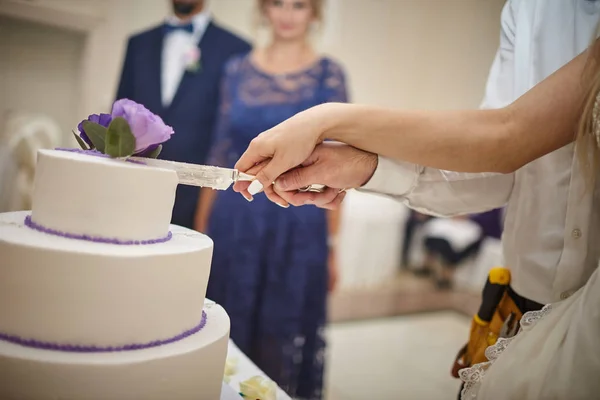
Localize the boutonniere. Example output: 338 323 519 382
184 46 201 73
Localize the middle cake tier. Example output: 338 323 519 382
0 211 213 348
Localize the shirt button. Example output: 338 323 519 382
572 229 582 239
560 290 574 300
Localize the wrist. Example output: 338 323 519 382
314 102 345 143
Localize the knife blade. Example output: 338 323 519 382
121 156 325 192
121 156 253 190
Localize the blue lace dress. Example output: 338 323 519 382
205 53 348 399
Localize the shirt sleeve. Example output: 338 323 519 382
358 0 519 217
360 157 513 217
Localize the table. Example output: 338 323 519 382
222 340 292 400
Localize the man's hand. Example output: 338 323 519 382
272 142 378 209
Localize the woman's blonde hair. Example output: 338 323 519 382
256 0 325 24
576 34 600 182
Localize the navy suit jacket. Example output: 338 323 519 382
116 21 250 229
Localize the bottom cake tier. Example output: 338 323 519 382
0 300 230 400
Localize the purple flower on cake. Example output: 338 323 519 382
73 99 173 158
77 113 112 147
111 99 174 155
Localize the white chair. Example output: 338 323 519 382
0 111 61 212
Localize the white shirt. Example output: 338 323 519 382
161 11 211 107
361 0 600 305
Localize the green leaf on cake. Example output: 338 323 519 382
72 130 90 150
104 117 136 158
145 144 162 159
81 121 107 153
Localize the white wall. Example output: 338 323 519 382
210 0 505 109
82 0 507 116
1 0 506 141
0 16 85 143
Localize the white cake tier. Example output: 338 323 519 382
31 149 178 242
0 211 213 347
0 300 230 400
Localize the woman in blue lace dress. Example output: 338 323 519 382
194 1 348 398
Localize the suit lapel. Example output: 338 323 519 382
167 22 217 113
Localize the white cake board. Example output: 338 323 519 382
221 382 243 399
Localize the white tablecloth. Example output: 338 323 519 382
223 340 292 400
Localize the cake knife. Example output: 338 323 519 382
121 156 325 192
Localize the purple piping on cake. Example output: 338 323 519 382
0 311 207 353
24 215 172 245
55 148 145 164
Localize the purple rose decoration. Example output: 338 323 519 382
78 113 112 148
111 99 174 154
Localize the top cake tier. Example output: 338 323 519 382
31 149 178 242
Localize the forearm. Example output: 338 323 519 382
319 104 510 172
317 42 591 174
194 188 218 232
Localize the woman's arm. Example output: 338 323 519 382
321 39 595 173
236 39 597 192
326 209 340 291
320 49 587 173
194 188 217 232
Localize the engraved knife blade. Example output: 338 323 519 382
122 157 254 190
121 156 326 193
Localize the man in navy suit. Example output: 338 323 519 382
116 0 250 229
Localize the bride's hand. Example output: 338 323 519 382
233 104 335 203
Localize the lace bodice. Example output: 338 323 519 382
207 54 348 168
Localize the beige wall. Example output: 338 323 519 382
0 16 85 143
1 0 506 141
211 0 505 109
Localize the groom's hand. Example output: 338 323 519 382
273 142 378 209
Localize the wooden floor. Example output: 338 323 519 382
328 271 480 323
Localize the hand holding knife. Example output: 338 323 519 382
120 156 325 193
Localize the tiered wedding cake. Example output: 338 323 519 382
0 149 230 399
